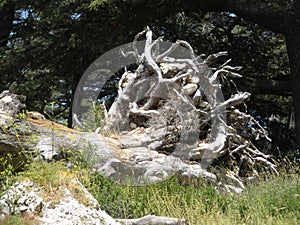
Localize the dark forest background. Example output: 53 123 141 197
0 0 298 160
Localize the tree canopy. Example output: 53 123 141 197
0 0 298 159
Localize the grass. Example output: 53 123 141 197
82 170 300 225
0 161 96 224
16 161 95 206
1 159 299 225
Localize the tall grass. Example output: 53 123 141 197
83 171 300 225
1 158 299 225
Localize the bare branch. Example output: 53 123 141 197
104 27 278 189
133 28 148 62
144 29 163 81
130 102 160 116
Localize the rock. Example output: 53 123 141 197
0 113 13 127
0 179 120 225
41 185 120 225
222 184 243 194
183 83 198 95
160 63 186 78
188 75 200 84
199 100 209 108
0 90 26 127
176 164 217 186
0 90 26 117
0 180 44 216
26 111 46 120
19 205 29 212
95 143 217 186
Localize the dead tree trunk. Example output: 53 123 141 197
103 27 278 183
286 1 300 151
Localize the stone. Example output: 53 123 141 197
0 179 121 225
183 83 198 95
0 181 44 216
0 90 26 117
19 205 28 212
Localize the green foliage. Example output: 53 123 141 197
79 102 105 132
0 154 18 194
0 138 299 225
0 0 297 157
89 0 109 9
246 176 300 218
82 171 300 224
0 153 26 175
18 161 70 189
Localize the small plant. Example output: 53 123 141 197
0 154 17 194
15 111 27 120
0 151 29 195
79 101 106 132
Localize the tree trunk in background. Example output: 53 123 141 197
286 0 300 150
0 1 15 47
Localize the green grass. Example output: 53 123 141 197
82 171 300 225
1 160 299 225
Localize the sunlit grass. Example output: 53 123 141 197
1 159 299 225
83 171 300 225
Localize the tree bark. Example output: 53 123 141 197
286 0 300 149
116 215 187 225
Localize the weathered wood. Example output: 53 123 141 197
103 27 278 186
0 27 279 194
116 215 188 225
